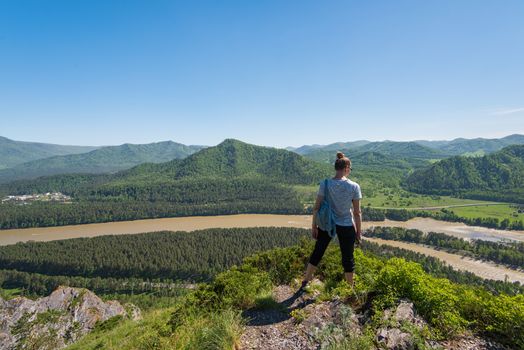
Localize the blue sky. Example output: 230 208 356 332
0 0 523 147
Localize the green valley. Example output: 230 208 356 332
1 138 523 231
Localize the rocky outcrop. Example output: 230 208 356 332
240 282 511 350
0 286 141 350
376 300 429 350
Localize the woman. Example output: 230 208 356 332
302 152 362 287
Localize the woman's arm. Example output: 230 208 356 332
352 199 362 244
311 194 323 239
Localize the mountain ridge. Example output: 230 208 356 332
289 134 524 157
111 138 331 186
0 136 99 170
0 141 205 183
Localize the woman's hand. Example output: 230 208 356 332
311 225 319 240
355 230 362 246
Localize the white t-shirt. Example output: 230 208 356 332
317 178 362 227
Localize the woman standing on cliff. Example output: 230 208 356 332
302 152 362 287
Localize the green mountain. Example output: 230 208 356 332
0 136 98 170
415 134 524 155
113 138 331 185
0 141 205 184
404 145 524 203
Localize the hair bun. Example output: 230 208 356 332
336 152 345 159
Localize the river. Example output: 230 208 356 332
1 215 522 246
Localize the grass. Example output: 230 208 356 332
291 179 524 230
363 192 491 209
66 308 171 350
292 181 496 211
291 184 318 207
0 287 23 300
254 291 285 311
100 292 188 311
450 204 524 224
66 305 244 350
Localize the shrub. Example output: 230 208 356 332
243 240 311 285
191 265 272 310
374 258 467 337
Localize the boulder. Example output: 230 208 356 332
0 286 139 350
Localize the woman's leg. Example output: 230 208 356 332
304 229 332 282
336 225 356 286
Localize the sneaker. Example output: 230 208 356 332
299 280 308 291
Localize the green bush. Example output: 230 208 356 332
191 265 272 310
374 258 467 337
458 288 524 348
243 240 311 285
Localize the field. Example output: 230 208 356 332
292 182 494 209
292 180 524 231
362 189 493 209
291 184 318 207
450 204 524 225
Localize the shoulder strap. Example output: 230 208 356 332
324 179 330 203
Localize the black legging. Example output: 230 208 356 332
308 225 356 273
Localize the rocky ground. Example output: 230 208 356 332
239 280 511 350
0 286 141 350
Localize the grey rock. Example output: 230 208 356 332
376 300 428 350
0 286 139 350
125 303 142 321
377 327 413 350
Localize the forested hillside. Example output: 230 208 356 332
0 136 98 170
0 140 332 228
0 141 204 183
404 145 524 203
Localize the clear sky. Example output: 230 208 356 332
1 0 523 147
